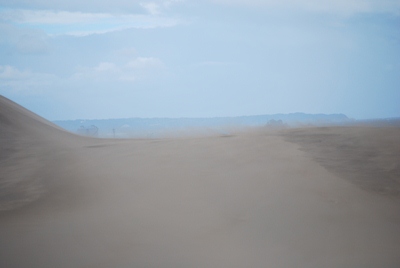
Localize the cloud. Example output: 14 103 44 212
126 57 164 69
95 62 119 73
196 61 232 67
0 0 146 14
0 65 57 93
0 23 50 54
0 0 185 14
0 65 30 80
0 9 181 36
1 9 109 24
114 47 137 58
210 0 400 15
5 0 396 16
140 2 162 15
122 57 165 81
72 57 165 82
140 0 185 15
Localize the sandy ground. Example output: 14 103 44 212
1 96 400 267
282 126 400 197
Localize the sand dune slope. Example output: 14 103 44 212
1 96 400 268
283 126 400 196
0 96 79 211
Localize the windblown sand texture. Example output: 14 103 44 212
1 96 400 267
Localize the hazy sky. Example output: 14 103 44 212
0 0 399 120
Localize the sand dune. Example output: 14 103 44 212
282 126 400 196
1 96 400 267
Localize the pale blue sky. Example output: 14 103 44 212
0 0 399 120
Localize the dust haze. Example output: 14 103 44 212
1 96 400 268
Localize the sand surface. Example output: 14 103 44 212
282 126 400 196
1 96 400 267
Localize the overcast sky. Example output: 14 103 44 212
0 0 399 120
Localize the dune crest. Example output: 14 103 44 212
0 96 80 211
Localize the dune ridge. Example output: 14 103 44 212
0 96 82 211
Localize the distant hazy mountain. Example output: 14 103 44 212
53 113 351 138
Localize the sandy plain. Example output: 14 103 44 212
1 96 400 268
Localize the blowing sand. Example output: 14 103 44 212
1 96 400 267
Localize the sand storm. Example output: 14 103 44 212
1 96 400 268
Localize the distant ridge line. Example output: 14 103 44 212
54 112 350 121
53 113 352 138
